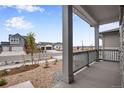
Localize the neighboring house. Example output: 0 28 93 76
0 44 3 53
54 42 63 50
37 42 54 50
37 42 63 51
1 33 27 52
99 28 119 49
1 42 10 51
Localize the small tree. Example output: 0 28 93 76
26 32 36 65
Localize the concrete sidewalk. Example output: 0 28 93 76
0 59 57 70
0 51 26 57
9 81 34 88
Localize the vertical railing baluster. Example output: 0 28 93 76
116 50 117 62
117 50 118 62
114 50 115 61
112 50 113 61
87 51 89 67
110 50 111 61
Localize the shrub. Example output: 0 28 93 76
48 54 52 59
0 79 7 86
43 60 49 68
53 59 58 65
0 70 8 77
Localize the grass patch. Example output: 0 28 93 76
0 70 8 77
0 79 7 86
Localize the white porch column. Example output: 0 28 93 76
94 25 99 61
62 5 74 83
95 25 99 49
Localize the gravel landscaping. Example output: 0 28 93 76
0 61 62 88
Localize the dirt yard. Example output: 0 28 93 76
0 61 62 88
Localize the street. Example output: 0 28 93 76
0 52 62 65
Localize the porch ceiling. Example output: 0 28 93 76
73 5 119 26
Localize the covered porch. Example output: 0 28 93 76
60 5 121 88
55 61 120 88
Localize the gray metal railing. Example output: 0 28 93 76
99 49 120 62
73 49 120 73
73 50 97 72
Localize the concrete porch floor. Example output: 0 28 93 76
54 61 121 88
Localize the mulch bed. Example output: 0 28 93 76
0 64 39 78
0 61 62 88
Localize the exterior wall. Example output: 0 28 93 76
0 46 2 53
120 24 124 87
10 37 25 46
54 44 62 50
2 46 10 51
10 37 20 44
0 34 26 52
37 45 53 50
102 32 120 49
11 46 24 51
45 47 52 50
45 45 53 50
120 6 124 87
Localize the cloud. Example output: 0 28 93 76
1 5 45 13
5 16 34 29
15 5 45 13
5 28 11 31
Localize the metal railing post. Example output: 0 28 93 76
96 49 99 62
87 51 90 67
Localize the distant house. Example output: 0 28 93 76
37 42 54 50
0 44 2 53
1 33 27 52
1 42 10 51
37 42 63 51
54 42 63 50
99 28 119 49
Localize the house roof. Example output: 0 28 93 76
1 42 10 46
37 42 62 46
99 28 119 34
37 42 54 46
54 42 62 45
9 33 27 40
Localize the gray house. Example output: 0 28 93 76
37 42 63 50
1 42 10 51
1 33 27 52
37 42 54 50
54 42 63 50
99 28 119 49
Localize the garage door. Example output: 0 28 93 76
12 47 24 51
2 46 9 51
46 47 52 50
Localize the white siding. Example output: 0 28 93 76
12 47 24 51
103 33 119 49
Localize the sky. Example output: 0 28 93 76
0 5 119 46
